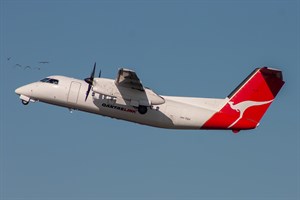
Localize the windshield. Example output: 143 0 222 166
40 78 59 85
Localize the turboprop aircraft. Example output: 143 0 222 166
15 64 284 132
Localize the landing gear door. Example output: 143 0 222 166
68 82 81 103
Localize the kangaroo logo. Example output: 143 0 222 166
228 100 273 128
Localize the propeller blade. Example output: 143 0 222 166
85 85 91 101
91 62 96 78
84 62 97 101
98 69 101 78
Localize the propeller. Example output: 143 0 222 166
84 62 96 101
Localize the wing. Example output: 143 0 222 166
115 68 144 91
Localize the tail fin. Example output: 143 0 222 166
202 67 285 131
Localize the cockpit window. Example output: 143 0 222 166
40 78 59 85
40 78 50 82
49 79 59 84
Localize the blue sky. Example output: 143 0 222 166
1 1 299 200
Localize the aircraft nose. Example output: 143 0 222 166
15 85 31 96
15 86 24 95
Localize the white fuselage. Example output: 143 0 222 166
15 76 227 129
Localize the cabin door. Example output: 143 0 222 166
68 82 81 103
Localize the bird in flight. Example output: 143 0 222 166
24 66 31 70
38 61 49 64
14 64 22 68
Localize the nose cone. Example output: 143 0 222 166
15 86 24 95
15 85 31 96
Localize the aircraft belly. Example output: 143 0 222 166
70 95 171 128
98 104 171 128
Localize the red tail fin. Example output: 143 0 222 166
202 67 285 131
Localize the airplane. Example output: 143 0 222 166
15 64 284 133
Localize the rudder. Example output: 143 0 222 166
202 67 285 131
